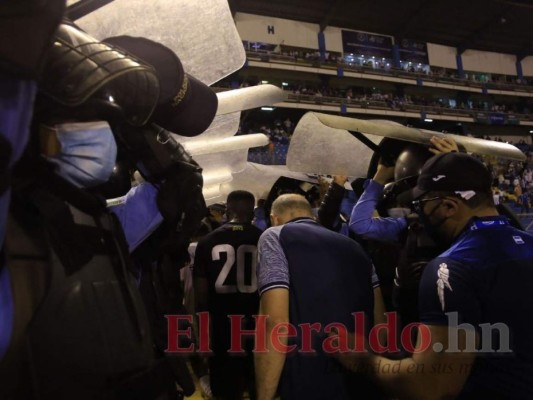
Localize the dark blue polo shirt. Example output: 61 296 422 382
419 216 533 398
258 218 377 399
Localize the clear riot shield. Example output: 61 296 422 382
74 0 245 85
287 112 526 178
287 112 384 178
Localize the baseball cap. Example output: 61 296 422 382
104 36 218 137
409 152 492 201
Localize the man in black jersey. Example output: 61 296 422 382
194 190 262 400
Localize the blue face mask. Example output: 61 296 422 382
44 121 118 188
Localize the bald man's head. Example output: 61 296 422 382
270 194 313 226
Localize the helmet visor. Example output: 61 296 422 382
40 23 160 126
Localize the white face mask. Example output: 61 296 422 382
387 207 411 218
44 121 117 188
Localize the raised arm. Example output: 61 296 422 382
349 164 407 242
317 175 347 231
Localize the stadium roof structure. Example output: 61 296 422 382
230 0 533 58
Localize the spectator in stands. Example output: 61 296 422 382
514 179 523 205
519 191 531 214
525 168 532 188
283 118 293 134
493 189 502 206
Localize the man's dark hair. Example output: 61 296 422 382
226 190 255 222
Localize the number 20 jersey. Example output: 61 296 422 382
193 222 263 351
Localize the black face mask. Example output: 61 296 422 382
418 200 450 246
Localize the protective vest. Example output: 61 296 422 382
0 164 174 400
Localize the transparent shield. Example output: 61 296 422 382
75 0 245 86
309 112 526 161
287 112 526 178
287 112 383 177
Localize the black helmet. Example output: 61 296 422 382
376 175 419 215
39 22 160 126
367 138 411 179
394 143 434 183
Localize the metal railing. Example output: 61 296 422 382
284 93 532 120
212 85 531 120
245 50 533 94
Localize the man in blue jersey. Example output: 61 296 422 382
255 194 379 400
336 152 533 399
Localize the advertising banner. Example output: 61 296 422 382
341 30 393 58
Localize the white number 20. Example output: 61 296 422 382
212 244 257 294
